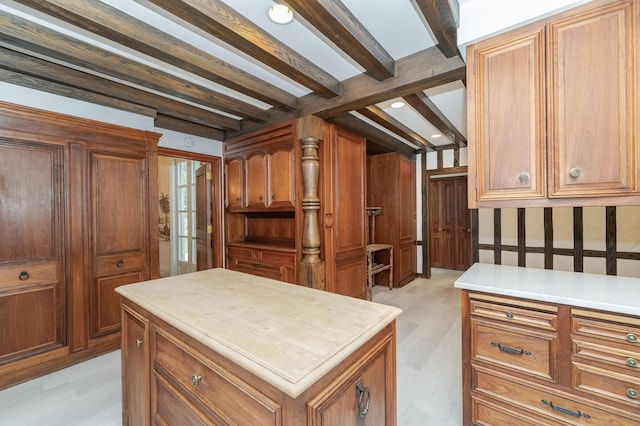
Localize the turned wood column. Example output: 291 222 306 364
299 136 325 289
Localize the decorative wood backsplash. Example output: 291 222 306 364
472 206 640 278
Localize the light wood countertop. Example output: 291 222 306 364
116 268 401 398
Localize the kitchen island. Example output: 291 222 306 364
455 263 640 425
116 268 401 425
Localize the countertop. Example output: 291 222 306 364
116 268 401 398
455 263 640 316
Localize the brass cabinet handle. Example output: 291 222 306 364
569 167 581 179
135 338 143 349
191 374 202 387
627 333 638 343
518 171 529 184
541 400 590 419
18 271 30 281
116 259 124 267
355 381 370 418
627 389 639 399
491 342 531 356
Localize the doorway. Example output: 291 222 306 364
157 152 222 277
428 175 472 271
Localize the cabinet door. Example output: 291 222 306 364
0 140 65 364
225 157 244 208
122 308 149 426
89 152 147 339
246 152 267 208
267 147 294 209
429 179 455 269
548 1 638 197
469 24 546 201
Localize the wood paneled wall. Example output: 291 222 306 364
472 206 640 277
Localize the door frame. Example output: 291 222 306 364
158 147 223 271
422 165 468 278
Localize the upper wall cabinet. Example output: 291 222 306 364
467 0 639 207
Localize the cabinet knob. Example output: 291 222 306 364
116 259 124 267
135 338 143 349
518 171 529 184
627 333 638 343
271 193 276 200
18 271 30 281
236 197 240 201
626 358 638 368
191 374 202 387
259 195 263 201
505 312 514 319
355 381 370 418
627 388 638 399
569 167 581 179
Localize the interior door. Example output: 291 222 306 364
195 163 213 270
454 178 472 270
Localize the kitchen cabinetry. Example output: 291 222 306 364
118 268 400 426
226 244 297 283
457 264 640 425
467 0 639 207
0 101 158 390
367 152 417 288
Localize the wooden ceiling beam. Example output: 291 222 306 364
13 0 298 112
328 114 418 158
403 91 466 147
0 67 158 118
412 0 459 58
0 46 239 130
0 10 266 122
144 0 341 98
155 114 224 141
356 106 435 150
285 0 395 80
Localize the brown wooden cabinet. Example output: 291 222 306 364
226 244 297 283
0 101 159 390
462 291 640 425
467 0 640 207
367 152 416 287
225 157 244 209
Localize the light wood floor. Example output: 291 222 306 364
0 268 463 425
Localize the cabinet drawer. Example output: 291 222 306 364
573 361 640 409
95 252 144 276
470 295 558 331
474 366 640 425
0 261 58 290
261 250 295 265
154 373 214 426
472 395 566 426
230 258 284 281
472 318 557 381
572 314 640 348
573 339 640 374
154 330 281 426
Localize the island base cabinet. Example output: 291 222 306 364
120 298 397 426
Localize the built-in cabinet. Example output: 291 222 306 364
0 102 159 390
467 0 639 207
462 291 640 425
367 152 417 288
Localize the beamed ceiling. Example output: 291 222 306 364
0 0 468 156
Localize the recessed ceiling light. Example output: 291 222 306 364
268 4 293 24
390 101 405 109
431 134 442 138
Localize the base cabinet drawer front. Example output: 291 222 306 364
472 395 567 426
572 362 640 409
154 329 281 426
572 316 640 348
470 295 558 331
226 246 297 284
572 339 640 373
472 319 557 381
154 374 213 426
473 367 640 425
0 261 58 290
229 258 285 282
95 252 145 276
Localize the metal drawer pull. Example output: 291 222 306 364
505 312 514 319
355 381 370 418
116 259 124 267
191 374 202 387
627 358 638 368
18 271 30 281
135 338 143 349
627 389 639 399
541 400 590 419
491 342 531 356
627 333 638 343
